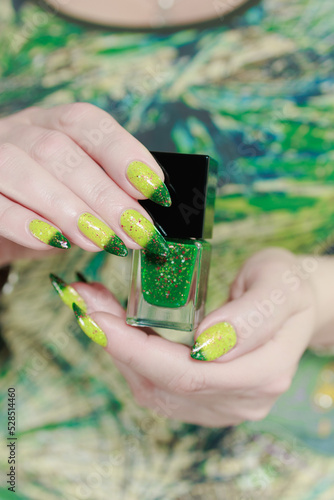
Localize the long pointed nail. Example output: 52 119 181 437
29 220 71 249
72 303 107 347
75 271 88 283
190 322 237 361
78 213 128 257
50 273 87 312
127 161 171 207
120 209 169 256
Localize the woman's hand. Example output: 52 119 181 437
0 103 170 266
58 247 321 427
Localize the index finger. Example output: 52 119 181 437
72 304 224 393
23 103 171 207
72 305 309 396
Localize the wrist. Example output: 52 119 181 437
302 255 334 349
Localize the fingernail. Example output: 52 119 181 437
127 161 171 207
72 303 107 347
29 220 71 249
120 209 169 256
190 322 237 361
75 271 89 283
78 213 128 257
50 273 87 312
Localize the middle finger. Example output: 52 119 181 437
4 127 169 255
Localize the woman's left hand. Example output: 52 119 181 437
67 247 318 427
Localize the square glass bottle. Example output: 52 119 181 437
126 152 218 332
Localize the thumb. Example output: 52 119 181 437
191 257 305 362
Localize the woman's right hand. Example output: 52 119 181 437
0 103 171 266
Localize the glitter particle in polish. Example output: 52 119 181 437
78 213 127 256
190 322 237 361
120 209 169 256
72 303 107 347
29 220 71 249
127 161 171 207
141 241 197 308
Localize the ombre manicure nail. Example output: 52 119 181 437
120 209 169 256
78 213 128 257
72 303 107 347
127 161 171 207
29 220 71 249
190 322 237 361
50 273 87 312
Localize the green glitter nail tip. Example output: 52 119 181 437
49 273 87 312
78 213 128 257
72 303 107 347
120 209 169 256
190 322 237 361
29 220 71 249
127 161 171 207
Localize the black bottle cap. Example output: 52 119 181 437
140 151 218 239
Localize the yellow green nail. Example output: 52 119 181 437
120 209 169 256
72 303 107 347
190 322 237 361
29 220 71 249
50 273 87 312
78 213 128 257
127 161 171 207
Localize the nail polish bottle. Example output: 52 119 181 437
126 152 217 332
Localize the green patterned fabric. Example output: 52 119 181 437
1 0 334 498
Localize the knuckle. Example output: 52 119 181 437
87 179 113 209
100 128 122 153
57 102 95 129
168 369 207 395
8 106 40 125
0 143 17 173
0 204 17 235
30 130 67 162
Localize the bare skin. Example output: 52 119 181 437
71 248 334 427
44 0 248 29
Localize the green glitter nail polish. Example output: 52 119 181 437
29 220 71 249
126 152 218 332
120 209 169 256
190 322 237 361
72 303 107 347
78 213 128 257
127 161 171 207
127 238 211 331
50 273 87 312
141 240 198 308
